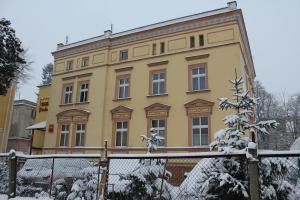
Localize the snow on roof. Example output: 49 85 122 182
25 121 46 130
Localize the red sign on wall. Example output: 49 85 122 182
48 124 54 133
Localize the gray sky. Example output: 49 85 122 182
1 0 299 102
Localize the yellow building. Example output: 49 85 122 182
0 86 15 153
37 2 255 154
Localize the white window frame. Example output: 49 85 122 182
151 119 165 147
191 66 206 91
64 85 73 104
66 61 73 71
152 72 165 95
75 124 85 146
79 83 89 102
118 77 129 99
60 124 69 147
192 116 209 146
116 121 128 147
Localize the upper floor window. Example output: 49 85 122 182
63 85 73 104
79 82 89 102
190 36 195 48
116 121 128 147
152 43 157 55
151 119 165 146
120 49 128 61
190 64 207 91
75 123 85 146
117 76 130 99
60 124 69 146
151 70 165 95
199 34 204 47
160 42 165 54
82 57 89 67
192 116 208 146
66 60 73 71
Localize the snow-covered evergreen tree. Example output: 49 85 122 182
140 127 165 154
179 72 279 200
51 178 68 200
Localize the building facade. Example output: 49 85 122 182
36 2 255 154
6 99 36 153
0 86 15 152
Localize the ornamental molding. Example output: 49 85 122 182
111 105 133 120
184 99 214 115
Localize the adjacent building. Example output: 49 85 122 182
34 2 255 154
6 99 36 153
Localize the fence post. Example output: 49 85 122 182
99 140 109 199
49 158 55 197
247 143 260 200
8 150 17 198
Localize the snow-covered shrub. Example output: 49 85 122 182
51 178 68 200
67 166 99 200
0 160 8 193
178 73 278 200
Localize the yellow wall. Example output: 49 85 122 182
42 19 254 154
0 86 15 152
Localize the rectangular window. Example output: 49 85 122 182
66 60 73 71
160 42 165 54
79 83 89 102
151 119 165 146
192 117 209 146
75 124 85 146
191 65 207 91
118 76 129 99
116 121 128 147
152 71 165 95
63 85 73 104
120 49 128 61
152 43 157 55
199 34 204 46
82 57 89 67
190 36 195 48
60 124 69 146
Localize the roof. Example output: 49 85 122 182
53 2 238 53
26 121 46 130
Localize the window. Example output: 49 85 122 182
82 57 89 67
116 121 128 147
152 43 157 55
192 116 209 146
191 64 207 91
117 76 129 99
66 60 73 71
63 85 73 104
190 36 195 48
160 42 165 54
151 71 165 95
60 124 69 146
120 49 128 61
75 124 85 146
151 119 165 146
199 34 204 46
79 82 89 102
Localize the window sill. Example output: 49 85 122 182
75 101 90 105
59 103 74 107
113 97 132 101
147 93 168 98
186 89 211 94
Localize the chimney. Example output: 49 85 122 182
227 1 237 10
104 30 112 38
57 43 64 50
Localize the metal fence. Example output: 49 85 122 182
106 153 250 200
258 151 300 200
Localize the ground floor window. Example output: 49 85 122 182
75 123 86 146
116 121 128 147
151 119 165 146
192 116 209 146
60 124 70 146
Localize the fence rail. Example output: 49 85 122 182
0 150 300 200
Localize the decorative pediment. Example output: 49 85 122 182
184 99 214 115
111 105 133 120
57 109 90 123
144 103 171 118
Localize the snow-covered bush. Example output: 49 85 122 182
0 160 8 193
51 178 68 200
67 166 99 200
